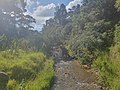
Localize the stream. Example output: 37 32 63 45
52 60 104 90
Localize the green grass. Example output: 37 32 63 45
25 59 54 90
92 49 120 90
0 50 54 90
92 25 120 90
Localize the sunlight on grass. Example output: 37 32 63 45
0 50 54 90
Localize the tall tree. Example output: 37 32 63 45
0 0 35 36
0 0 38 51
54 4 68 25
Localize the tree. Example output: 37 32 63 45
0 0 35 37
54 4 68 25
0 0 39 51
115 0 120 11
66 0 120 64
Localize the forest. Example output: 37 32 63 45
0 0 120 90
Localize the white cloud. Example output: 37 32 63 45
33 3 55 18
66 0 83 10
27 0 83 31
26 0 39 14
26 0 35 10
31 3 56 31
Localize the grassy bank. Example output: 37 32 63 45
92 51 120 90
0 50 54 90
92 24 120 90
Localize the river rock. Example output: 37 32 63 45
52 60 102 90
0 72 9 90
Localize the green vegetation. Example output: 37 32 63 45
41 0 119 65
25 60 54 90
1 0 120 90
0 0 54 90
0 50 54 90
92 22 120 90
40 0 120 89
92 49 120 90
92 53 116 89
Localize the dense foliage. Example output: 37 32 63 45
41 0 120 64
0 0 54 90
40 0 120 89
0 50 54 90
1 0 120 90
0 0 43 52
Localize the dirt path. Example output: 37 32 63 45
52 60 103 90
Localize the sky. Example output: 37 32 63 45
26 0 82 31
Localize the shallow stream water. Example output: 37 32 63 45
52 60 103 90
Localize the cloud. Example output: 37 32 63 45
33 3 55 18
26 0 35 10
31 3 56 30
66 0 82 10
26 0 39 13
27 0 83 31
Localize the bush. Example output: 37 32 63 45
92 52 118 89
11 65 35 81
0 50 54 90
7 79 18 90
25 60 54 90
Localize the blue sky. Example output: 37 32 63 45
27 0 72 12
39 0 71 5
26 0 82 31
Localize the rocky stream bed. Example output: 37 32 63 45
52 60 104 90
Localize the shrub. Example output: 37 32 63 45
11 65 35 81
0 50 54 90
25 60 54 90
7 79 18 90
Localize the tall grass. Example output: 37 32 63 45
92 49 120 90
0 50 54 90
25 60 54 90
